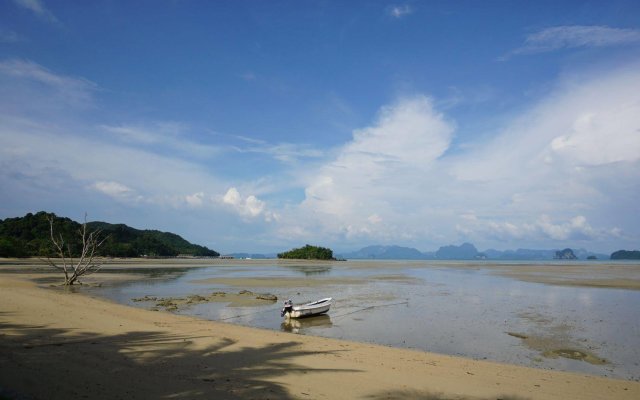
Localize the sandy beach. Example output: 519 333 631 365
1 262 639 400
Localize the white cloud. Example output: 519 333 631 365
537 215 595 240
222 187 271 219
231 135 324 163
549 109 640 166
298 95 454 241
485 221 529 240
388 4 413 19
12 0 59 24
0 115 230 215
453 63 640 181
1 55 638 252
222 187 242 206
507 25 640 57
288 64 640 250
458 214 620 244
92 181 133 198
245 195 266 217
0 59 235 215
101 123 221 159
449 64 639 244
368 214 382 224
0 58 97 108
185 192 205 207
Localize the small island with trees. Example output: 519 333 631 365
277 244 336 260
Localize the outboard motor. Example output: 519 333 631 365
281 299 293 317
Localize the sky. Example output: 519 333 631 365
1 0 639 254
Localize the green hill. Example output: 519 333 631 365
0 211 219 258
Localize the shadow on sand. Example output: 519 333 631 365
364 389 531 400
0 313 358 399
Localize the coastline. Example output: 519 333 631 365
3 257 639 291
1 267 639 399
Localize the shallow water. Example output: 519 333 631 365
88 260 640 380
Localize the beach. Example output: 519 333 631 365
1 260 639 399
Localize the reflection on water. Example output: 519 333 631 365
281 315 333 333
87 260 640 381
283 264 333 276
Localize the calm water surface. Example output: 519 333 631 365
88 261 640 380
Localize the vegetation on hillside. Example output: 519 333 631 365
611 250 640 260
0 212 219 258
277 244 335 260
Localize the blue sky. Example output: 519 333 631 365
1 0 639 254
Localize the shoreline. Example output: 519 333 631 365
2 257 639 291
1 269 639 399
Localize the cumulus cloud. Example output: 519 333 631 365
92 181 133 198
222 187 275 220
290 64 639 250
185 192 205 207
298 95 454 241
453 63 640 182
451 65 639 244
90 181 147 204
537 215 595 240
504 25 640 58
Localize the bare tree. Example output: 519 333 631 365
46 213 108 285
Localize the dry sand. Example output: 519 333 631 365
1 271 639 400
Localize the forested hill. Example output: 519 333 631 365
0 211 219 258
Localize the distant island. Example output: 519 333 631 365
278 244 335 260
0 211 219 258
554 248 577 260
611 250 640 260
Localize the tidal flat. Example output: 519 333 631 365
16 258 640 381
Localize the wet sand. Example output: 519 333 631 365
4 258 638 291
489 263 640 290
1 271 639 400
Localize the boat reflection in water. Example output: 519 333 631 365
281 314 333 334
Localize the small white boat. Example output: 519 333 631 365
281 298 332 319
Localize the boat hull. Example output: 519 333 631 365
283 298 332 319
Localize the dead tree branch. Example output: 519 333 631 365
46 213 107 285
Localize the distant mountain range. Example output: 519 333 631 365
337 243 610 261
338 245 427 260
